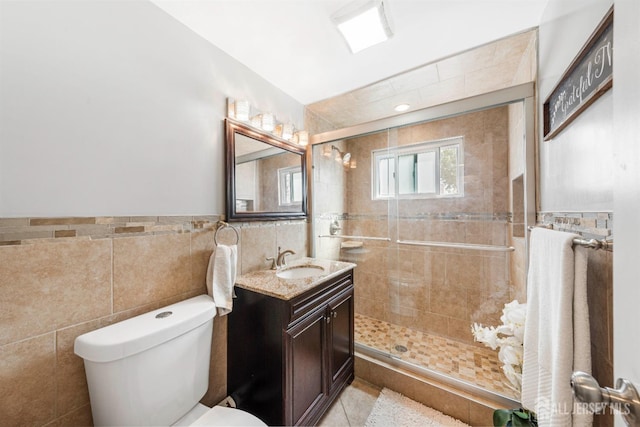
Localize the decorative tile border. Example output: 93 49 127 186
0 215 223 245
537 211 613 240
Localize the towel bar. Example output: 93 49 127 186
397 239 515 252
317 234 391 242
528 225 613 251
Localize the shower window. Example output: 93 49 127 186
372 137 463 199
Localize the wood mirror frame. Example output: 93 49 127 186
225 118 308 221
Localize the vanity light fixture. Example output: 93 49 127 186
394 103 410 112
250 114 262 129
332 0 393 54
227 97 308 147
261 113 275 132
296 130 309 146
281 123 294 141
227 99 251 122
273 123 283 138
250 113 275 132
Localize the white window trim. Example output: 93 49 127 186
371 136 464 200
278 166 303 206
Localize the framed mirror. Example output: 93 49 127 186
225 118 308 221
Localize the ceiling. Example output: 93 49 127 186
151 0 549 106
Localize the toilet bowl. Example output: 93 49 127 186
74 295 266 426
174 403 264 426
173 404 264 426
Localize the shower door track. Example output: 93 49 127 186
355 342 520 408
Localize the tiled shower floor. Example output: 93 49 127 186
354 313 520 400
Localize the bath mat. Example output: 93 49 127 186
364 388 470 427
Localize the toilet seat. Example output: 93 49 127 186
190 406 267 426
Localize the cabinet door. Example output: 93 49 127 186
328 288 354 389
284 308 327 426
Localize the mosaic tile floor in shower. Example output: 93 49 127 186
354 313 520 400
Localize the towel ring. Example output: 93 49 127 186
214 221 239 246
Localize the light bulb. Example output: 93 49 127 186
235 100 250 121
297 130 309 146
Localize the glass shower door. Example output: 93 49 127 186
311 97 533 401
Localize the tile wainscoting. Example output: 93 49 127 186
0 215 308 426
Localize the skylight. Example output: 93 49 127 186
333 0 393 54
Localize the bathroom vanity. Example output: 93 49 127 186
227 258 355 426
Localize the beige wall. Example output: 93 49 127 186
0 216 307 426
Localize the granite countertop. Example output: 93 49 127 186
234 257 356 300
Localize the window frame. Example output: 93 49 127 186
371 136 464 200
278 165 303 207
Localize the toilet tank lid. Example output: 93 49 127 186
74 295 216 363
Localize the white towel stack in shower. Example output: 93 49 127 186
521 227 591 426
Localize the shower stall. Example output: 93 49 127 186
310 86 536 403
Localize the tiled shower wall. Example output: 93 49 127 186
0 216 308 426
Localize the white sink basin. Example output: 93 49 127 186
276 265 325 279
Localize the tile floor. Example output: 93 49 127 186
318 378 381 426
354 313 519 399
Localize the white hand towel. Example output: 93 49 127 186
521 228 591 427
206 244 238 316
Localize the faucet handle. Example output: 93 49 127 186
266 257 277 270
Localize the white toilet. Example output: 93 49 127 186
74 295 266 426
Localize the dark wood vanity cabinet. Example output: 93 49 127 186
227 269 354 426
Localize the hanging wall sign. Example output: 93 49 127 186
543 7 613 140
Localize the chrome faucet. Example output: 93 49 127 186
276 246 295 267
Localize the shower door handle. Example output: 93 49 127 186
571 371 640 426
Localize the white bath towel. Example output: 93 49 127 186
206 244 238 316
521 228 591 427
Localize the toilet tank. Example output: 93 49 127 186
74 295 216 426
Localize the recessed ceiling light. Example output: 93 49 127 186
394 103 410 112
332 0 393 54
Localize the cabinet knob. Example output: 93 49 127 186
326 316 331 324
332 311 338 318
